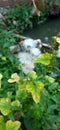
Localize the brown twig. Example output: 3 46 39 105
42 42 52 49
14 33 52 49
14 33 26 39
31 0 40 16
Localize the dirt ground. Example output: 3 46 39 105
0 0 29 7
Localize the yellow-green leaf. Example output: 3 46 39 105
0 115 5 130
8 73 20 83
0 98 11 116
28 71 37 79
45 75 55 83
1 56 6 61
16 80 27 100
7 92 12 98
6 120 21 130
33 53 53 65
26 81 44 103
56 37 60 44
11 100 20 107
0 73 3 80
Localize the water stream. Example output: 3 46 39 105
23 16 60 44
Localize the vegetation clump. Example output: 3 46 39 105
0 2 60 130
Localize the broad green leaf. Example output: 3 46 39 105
26 81 44 103
0 98 11 116
0 115 5 130
6 120 21 130
28 71 37 79
11 100 20 110
45 75 55 83
7 92 12 98
16 80 27 100
33 53 53 65
11 100 20 107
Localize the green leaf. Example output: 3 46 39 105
26 81 44 103
33 53 53 65
24 118 33 130
11 100 20 107
6 120 21 130
28 71 37 79
0 98 11 116
47 104 58 113
11 100 20 111
16 80 27 100
0 115 5 130
45 75 55 83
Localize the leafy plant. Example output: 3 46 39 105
0 4 60 129
0 115 21 130
54 0 60 7
5 5 33 33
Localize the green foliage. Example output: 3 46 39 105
0 64 60 130
16 76 44 103
45 75 55 83
0 116 21 130
0 30 16 49
0 28 60 130
0 115 5 130
0 4 60 130
54 0 60 7
0 29 23 93
0 36 60 130
5 5 33 33
5 4 48 33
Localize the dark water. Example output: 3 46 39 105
23 16 60 44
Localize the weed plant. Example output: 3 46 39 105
5 5 33 33
0 4 60 130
